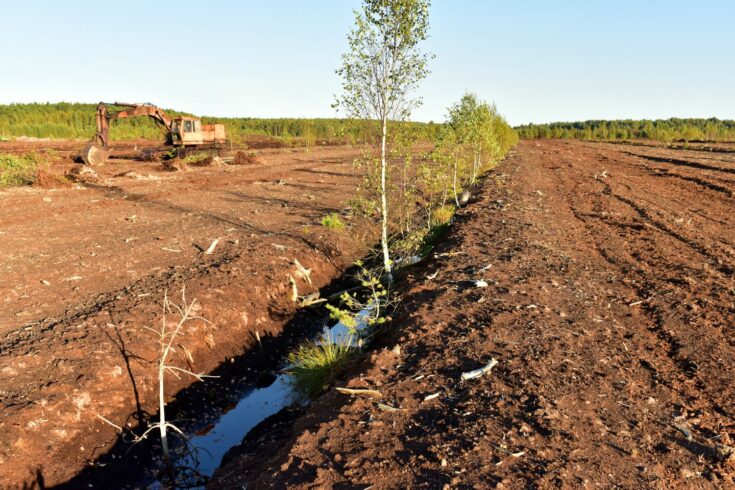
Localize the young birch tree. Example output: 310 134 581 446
447 93 499 183
336 0 431 283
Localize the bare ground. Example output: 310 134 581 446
0 144 373 487
211 139 735 489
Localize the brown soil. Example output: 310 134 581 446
189 156 225 167
212 139 735 489
232 151 266 166
0 144 375 487
0 134 306 156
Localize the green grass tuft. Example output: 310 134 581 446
0 152 42 188
431 204 455 225
287 334 357 397
181 152 209 164
320 212 345 230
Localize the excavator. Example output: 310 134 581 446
81 102 226 165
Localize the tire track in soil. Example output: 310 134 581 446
629 163 735 199
555 142 735 461
621 151 735 175
0 248 241 353
567 146 735 394
564 179 689 387
570 184 722 395
603 184 734 276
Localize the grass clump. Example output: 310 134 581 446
287 334 357 397
0 152 42 187
288 263 392 399
321 212 345 230
431 204 455 225
390 205 454 257
181 152 209 164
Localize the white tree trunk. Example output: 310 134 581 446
158 359 174 482
380 115 392 283
453 157 460 207
472 151 479 183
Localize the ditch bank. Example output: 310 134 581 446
0 228 367 488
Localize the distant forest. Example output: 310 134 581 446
5 104 732 145
0 102 440 144
515 118 735 142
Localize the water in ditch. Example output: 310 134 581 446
145 308 371 489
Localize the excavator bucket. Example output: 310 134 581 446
81 143 109 166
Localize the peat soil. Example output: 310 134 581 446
0 145 374 487
212 139 734 489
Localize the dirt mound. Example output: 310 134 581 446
232 151 266 165
161 158 189 172
33 169 72 188
139 148 161 162
65 165 99 183
190 155 225 167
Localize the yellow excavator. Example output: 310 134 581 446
81 102 226 165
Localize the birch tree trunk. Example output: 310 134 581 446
453 156 460 207
380 115 392 283
159 352 175 483
472 149 483 183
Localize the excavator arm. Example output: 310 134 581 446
83 102 175 165
91 102 174 148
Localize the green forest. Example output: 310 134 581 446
515 118 735 142
0 102 439 144
5 103 730 145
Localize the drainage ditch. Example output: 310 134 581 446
54 278 367 490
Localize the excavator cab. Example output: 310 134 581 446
169 117 226 146
170 117 205 146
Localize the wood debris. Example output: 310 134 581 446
203 238 219 255
288 274 298 302
336 387 382 398
293 258 312 285
377 403 406 412
461 358 499 381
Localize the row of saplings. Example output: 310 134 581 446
290 90 517 396
137 0 518 486
286 0 516 417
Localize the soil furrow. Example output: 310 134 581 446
211 140 734 489
623 151 735 175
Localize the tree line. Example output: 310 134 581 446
516 118 735 142
0 102 439 144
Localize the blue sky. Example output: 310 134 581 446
0 0 733 125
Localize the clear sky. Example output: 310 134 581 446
1 0 733 125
